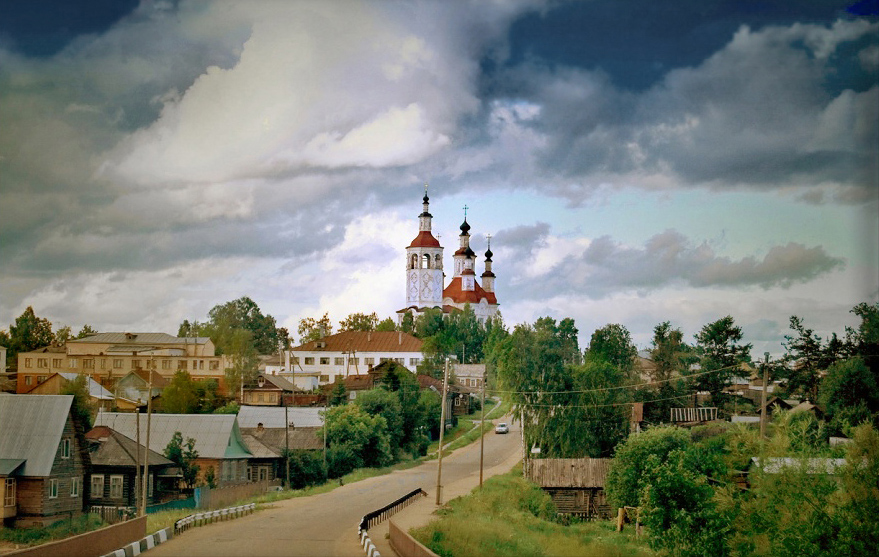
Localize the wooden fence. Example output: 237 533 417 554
670 407 718 422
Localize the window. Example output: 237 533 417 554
319 357 329 365
162 359 171 370
304 357 314 365
24 358 32 368
410 358 420 366
24 376 32 386
100 359 107 369
37 358 48 368
68 358 77 368
199 360 204 370
53 358 63 368
319 375 329 383
380 358 389 363
131 360 141 369
148 474 153 498
257 393 264 402
4 478 14 507
146 359 156 370
247 466 253 482
37 375 46 384
395 358 404 364
351 358 359 365
60 438 71 459
455 397 461 406
364 358 374 365
70 477 81 497
209 360 219 370
178 360 187 370
109 475 123 499
91 475 104 498
334 358 344 366
113 359 123 369
269 393 277 403
83 359 95 369
49 479 58 499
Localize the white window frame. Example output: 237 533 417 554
4 478 15 507
49 479 58 499
61 438 71 459
70 477 81 497
91 474 104 498
109 475 124 499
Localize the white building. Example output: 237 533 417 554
282 331 423 389
397 187 499 324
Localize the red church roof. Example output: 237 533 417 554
408 231 441 248
442 277 498 305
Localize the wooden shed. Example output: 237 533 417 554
526 458 612 519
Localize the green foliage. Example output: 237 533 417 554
297 312 333 344
324 404 393 472
415 304 488 368
194 379 225 413
60 373 95 430
4 306 54 368
820 357 879 433
329 379 348 406
164 431 200 489
692 315 752 401
782 315 846 401
282 449 327 488
339 312 380 331
376 317 397 331
354 388 403 451
161 370 200 414
586 323 636 373
76 324 97 339
0 513 106 546
54 325 72 345
605 426 692 508
212 401 240 414
204 466 217 489
645 321 691 423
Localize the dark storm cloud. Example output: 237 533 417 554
497 229 845 302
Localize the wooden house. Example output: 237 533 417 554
239 424 323 482
0 394 90 528
85 426 180 509
94 412 252 487
114 369 167 403
25 372 116 410
242 373 296 406
526 458 613 519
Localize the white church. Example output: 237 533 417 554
396 187 499 324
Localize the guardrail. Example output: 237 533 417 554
173 503 257 536
358 488 427 557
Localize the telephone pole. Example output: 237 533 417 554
436 358 449 505
759 352 770 438
479 366 486 489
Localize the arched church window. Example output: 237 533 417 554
410 254 418 269
423 254 431 269
435 254 442 269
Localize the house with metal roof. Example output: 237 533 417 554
241 373 297 406
24 372 116 410
283 331 424 389
85 426 179 510
94 412 252 487
0 394 90 528
237 405 324 429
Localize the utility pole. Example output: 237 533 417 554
759 352 770 438
135 404 141 515
436 358 449 505
479 366 486 489
285 403 290 488
141 361 153 515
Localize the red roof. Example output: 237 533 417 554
408 231 441 248
291 330 423 353
442 277 498 305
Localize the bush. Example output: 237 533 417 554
284 450 327 488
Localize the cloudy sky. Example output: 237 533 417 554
1 0 877 356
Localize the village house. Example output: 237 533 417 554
16 333 230 394
526 458 613 519
453 363 486 390
0 394 90 528
241 373 296 406
236 406 324 482
85 426 179 510
94 412 252 487
283 331 423 389
114 369 168 404
24 372 116 411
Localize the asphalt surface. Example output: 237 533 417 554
147 416 522 557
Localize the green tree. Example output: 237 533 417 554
195 379 224 413
605 425 692 508
60 374 95 431
782 316 843 401
586 323 637 373
282 449 326 488
6 307 54 368
207 296 281 355
375 317 397 332
692 316 752 403
76 324 98 339
646 321 691 423
162 370 200 414
324 404 393 470
354 388 404 452
819 357 879 433
54 325 72 346
329 379 348 406
164 432 200 489
339 312 380 332
297 313 333 344
398 312 415 335
224 328 258 400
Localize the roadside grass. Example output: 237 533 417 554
0 513 106 548
411 466 654 557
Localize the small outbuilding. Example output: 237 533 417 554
526 458 612 519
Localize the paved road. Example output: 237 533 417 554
148 417 521 557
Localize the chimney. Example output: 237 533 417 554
367 331 371 342
398 331 402 345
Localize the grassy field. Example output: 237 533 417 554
411 466 654 557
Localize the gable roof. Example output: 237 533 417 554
120 369 169 388
291 331 423 353
59 373 115 400
241 427 323 455
249 374 296 392
86 426 174 468
237 405 323 428
93 412 250 460
442 276 498 305
0 394 73 477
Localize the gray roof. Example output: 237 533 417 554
88 427 174 468
750 457 846 474
241 427 323 454
94 412 251 460
69 333 211 345
0 394 74 477
237 405 324 428
59 373 114 400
